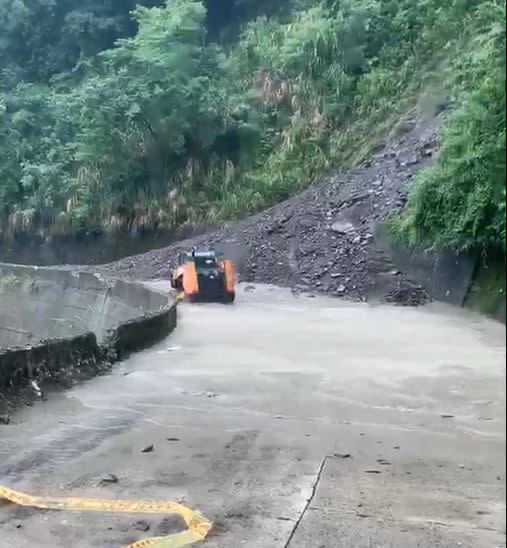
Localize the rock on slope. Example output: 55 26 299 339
97 111 445 305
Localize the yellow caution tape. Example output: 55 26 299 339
0 485 212 548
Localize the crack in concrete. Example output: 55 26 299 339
284 455 330 548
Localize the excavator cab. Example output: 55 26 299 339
171 249 235 303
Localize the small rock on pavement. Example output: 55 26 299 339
186 391 220 398
100 474 119 484
142 444 155 453
155 515 188 536
132 520 150 533
166 346 182 352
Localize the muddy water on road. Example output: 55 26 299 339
1 285 505 548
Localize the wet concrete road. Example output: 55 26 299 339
1 284 505 547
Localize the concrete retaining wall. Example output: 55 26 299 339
375 224 506 321
465 256 506 323
375 224 477 306
0 333 101 390
0 265 173 348
0 264 177 399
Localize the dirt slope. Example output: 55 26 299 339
97 110 445 305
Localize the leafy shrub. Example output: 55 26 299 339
393 0 506 254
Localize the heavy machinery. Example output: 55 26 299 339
171 249 236 303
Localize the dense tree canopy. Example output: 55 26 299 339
0 0 166 82
0 0 505 256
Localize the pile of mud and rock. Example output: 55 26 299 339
97 111 445 306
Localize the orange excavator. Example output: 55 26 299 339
171 249 236 303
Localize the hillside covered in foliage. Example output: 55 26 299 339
0 0 505 256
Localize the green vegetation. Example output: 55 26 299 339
465 253 506 317
0 0 505 257
393 1 506 255
0 272 27 290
